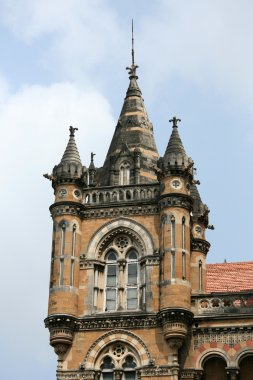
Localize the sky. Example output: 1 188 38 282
1 0 253 379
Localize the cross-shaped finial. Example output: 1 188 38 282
169 116 181 128
69 126 78 136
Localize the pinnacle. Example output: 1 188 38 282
60 127 82 165
164 123 186 158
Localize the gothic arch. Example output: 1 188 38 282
86 218 154 259
82 329 152 369
196 348 230 369
235 347 253 367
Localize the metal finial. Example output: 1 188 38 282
69 126 78 136
126 19 139 78
169 116 181 128
91 152 96 162
132 19 135 66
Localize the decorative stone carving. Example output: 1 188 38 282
193 325 253 349
49 327 74 358
191 238 210 255
192 292 253 315
159 194 193 211
82 204 159 219
50 201 83 218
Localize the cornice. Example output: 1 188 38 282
50 201 84 218
159 193 193 211
191 238 210 254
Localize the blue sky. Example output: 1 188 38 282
1 1 253 379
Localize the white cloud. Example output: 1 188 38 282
0 0 124 83
0 78 115 379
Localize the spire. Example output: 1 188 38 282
60 126 82 165
164 117 186 157
48 126 86 186
126 19 138 80
159 116 192 176
98 22 159 186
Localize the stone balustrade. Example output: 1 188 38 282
83 184 159 206
192 292 253 315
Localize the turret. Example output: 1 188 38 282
157 117 194 365
190 184 212 293
44 126 86 358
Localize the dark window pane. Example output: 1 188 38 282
125 371 136 380
106 289 116 310
127 288 137 309
101 356 114 370
128 250 137 260
107 265 117 286
128 263 137 284
103 373 114 380
107 251 117 261
123 356 136 369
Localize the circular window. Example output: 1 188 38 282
112 344 125 358
73 189 81 198
171 179 182 189
115 236 129 249
59 188 67 197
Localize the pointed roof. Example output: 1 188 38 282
98 42 159 186
51 126 86 186
164 117 186 157
60 126 82 165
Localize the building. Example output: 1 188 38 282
44 51 253 380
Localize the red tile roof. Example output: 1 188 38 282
206 261 253 293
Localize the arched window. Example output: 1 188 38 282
105 251 118 311
70 224 76 286
100 238 142 312
120 162 130 185
199 260 203 291
126 250 138 310
59 222 66 286
203 356 227 380
122 355 137 380
239 355 253 380
98 344 138 380
100 356 115 380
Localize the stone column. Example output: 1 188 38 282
226 368 239 380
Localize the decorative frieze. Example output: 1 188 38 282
50 201 83 218
81 204 159 219
193 326 253 349
45 313 157 332
140 366 174 376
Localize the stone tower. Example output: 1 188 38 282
44 55 213 379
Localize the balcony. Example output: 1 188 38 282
192 291 253 317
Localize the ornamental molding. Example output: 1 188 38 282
191 238 210 254
81 204 159 219
193 325 253 349
157 308 194 326
45 313 158 332
87 218 154 259
97 227 145 256
45 310 194 334
140 366 175 376
82 329 152 367
50 201 84 218
159 193 193 211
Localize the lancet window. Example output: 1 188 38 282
94 232 145 312
120 161 130 185
98 343 138 380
